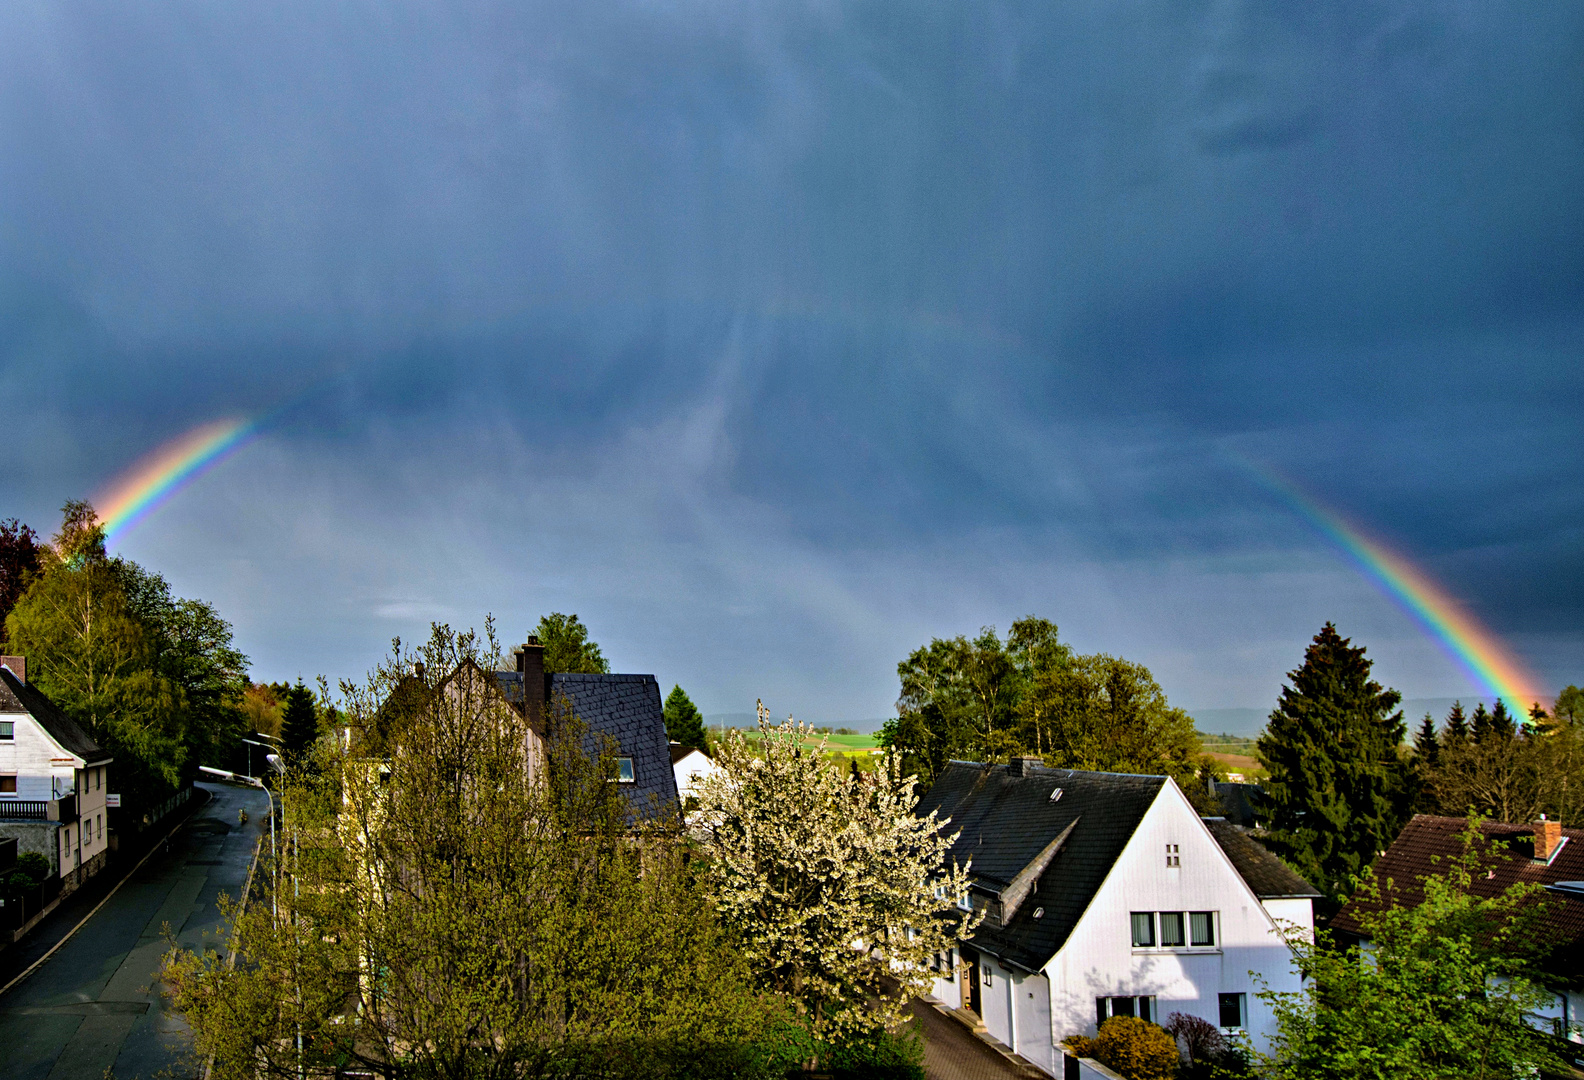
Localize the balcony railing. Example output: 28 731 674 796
0 796 77 822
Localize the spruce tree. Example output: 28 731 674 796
1471 703 1494 743
1445 701 1469 743
662 684 708 751
1414 714 1440 769
1256 623 1412 907
280 680 319 764
1489 699 1516 739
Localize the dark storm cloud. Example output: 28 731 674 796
2 1 1580 708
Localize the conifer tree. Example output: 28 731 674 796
1490 699 1516 739
1444 701 1469 743
279 679 319 764
1256 623 1412 907
1471 702 1492 742
663 684 708 751
1414 714 1439 768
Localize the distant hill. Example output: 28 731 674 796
1190 698 1512 742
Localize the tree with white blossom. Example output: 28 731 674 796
693 703 981 1039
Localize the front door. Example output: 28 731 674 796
961 947 981 1014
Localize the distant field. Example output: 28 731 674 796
1207 751 1264 779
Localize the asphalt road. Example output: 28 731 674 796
0 781 271 1080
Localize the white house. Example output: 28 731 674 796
0 656 114 887
669 743 717 804
917 759 1317 1076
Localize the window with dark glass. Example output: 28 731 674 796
1190 911 1216 947
0 775 15 794
1097 996 1155 1024
1130 911 1155 947
1218 992 1245 1028
1159 911 1185 947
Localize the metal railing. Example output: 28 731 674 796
0 796 78 822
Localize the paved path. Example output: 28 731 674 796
911 999 1049 1080
0 782 270 1080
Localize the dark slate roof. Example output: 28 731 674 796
669 743 704 765
1202 817 1319 899
916 761 1166 971
1209 781 1261 829
1332 814 1584 983
493 670 679 819
0 667 111 764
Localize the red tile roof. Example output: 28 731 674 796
1332 814 1584 982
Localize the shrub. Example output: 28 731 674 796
1165 1012 1248 1079
826 1025 926 1080
1065 1016 1178 1080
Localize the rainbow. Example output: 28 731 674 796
95 418 259 544
1240 462 1546 715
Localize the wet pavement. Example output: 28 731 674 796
0 782 271 1080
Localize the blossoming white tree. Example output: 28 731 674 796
693 705 981 1038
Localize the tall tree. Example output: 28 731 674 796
1256 623 1412 906
279 679 319 764
663 684 707 750
536 612 610 674
695 713 979 1040
1554 685 1584 725
1443 701 1469 744
0 517 40 647
5 502 191 810
164 624 795 1080
1413 714 1440 769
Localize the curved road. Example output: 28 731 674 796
0 781 271 1080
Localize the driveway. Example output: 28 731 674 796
0 781 271 1080
910 999 1050 1080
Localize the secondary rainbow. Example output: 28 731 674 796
95 418 259 545
1241 461 1545 715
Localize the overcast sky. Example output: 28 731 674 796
3 1 1580 726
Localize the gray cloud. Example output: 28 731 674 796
2 1 1580 714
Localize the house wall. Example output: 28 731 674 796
0 710 74 801
672 750 717 802
0 821 61 876
1260 897 1314 941
1042 781 1305 1057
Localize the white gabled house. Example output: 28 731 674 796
0 656 114 887
917 759 1317 1076
669 743 717 805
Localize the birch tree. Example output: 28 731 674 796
693 706 981 1040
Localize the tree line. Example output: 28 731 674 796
880 616 1216 809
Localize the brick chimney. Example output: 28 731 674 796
1533 815 1563 864
514 638 546 733
0 655 23 683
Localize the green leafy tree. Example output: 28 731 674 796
6 503 190 810
278 679 319 764
663 684 707 750
1259 822 1563 1080
1256 623 1412 906
0 517 41 647
883 618 1210 802
162 623 800 1080
536 611 610 674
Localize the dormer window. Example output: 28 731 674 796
615 758 635 783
